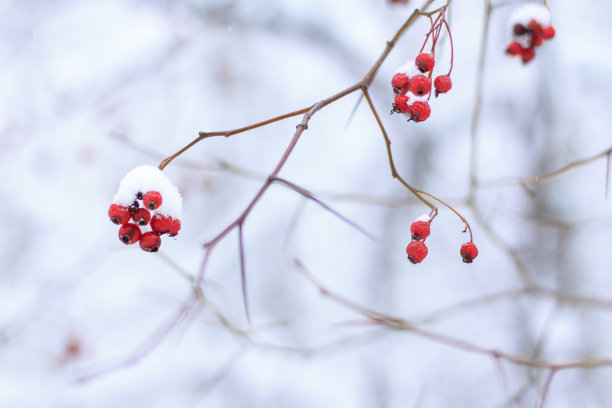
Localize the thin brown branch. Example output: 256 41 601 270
478 146 612 189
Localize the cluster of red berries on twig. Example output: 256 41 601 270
405 214 479 264
108 165 182 252
391 7 453 123
505 4 555 64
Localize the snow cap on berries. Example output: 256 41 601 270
395 62 423 79
508 4 551 29
113 165 182 219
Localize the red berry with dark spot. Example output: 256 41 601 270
118 223 141 245
142 191 163 210
132 207 151 226
391 73 411 93
393 94 411 114
460 242 479 263
406 240 428 264
506 41 523 56
434 75 452 96
541 26 555 39
407 101 431 122
415 53 435 73
521 47 536 64
410 221 430 241
150 213 173 234
408 75 431 96
169 218 181 237
140 232 162 252
108 204 131 225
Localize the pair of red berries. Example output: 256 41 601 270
108 190 181 252
391 53 452 122
405 217 431 264
405 217 479 264
506 16 555 63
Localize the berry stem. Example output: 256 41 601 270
416 190 473 241
444 19 454 75
361 88 439 215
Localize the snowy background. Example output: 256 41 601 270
2 0 612 407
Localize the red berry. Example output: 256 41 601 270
169 218 181 237
410 221 430 241
526 19 542 33
406 240 428 264
530 31 543 47
520 47 536 64
433 75 452 96
506 41 523 56
140 232 162 252
408 75 431 96
393 94 411 114
150 213 173 234
541 26 555 39
131 207 151 226
108 204 131 225
415 53 435 73
142 191 163 210
460 242 478 263
391 73 410 93
407 101 431 122
118 223 141 245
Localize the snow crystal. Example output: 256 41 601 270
414 213 431 223
112 165 182 218
395 61 423 78
508 4 551 28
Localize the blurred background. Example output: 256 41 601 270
2 0 612 406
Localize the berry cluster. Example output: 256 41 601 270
405 214 479 264
391 53 452 123
505 4 555 64
108 165 182 252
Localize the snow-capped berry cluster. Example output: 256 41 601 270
405 214 431 264
505 4 555 64
108 165 182 252
391 53 452 123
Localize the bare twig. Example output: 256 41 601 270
535 369 556 408
478 145 612 189
270 177 377 240
297 259 612 372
